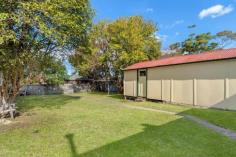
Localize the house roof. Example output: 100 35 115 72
124 48 236 70
67 73 82 81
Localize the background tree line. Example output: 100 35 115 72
69 16 161 91
169 27 236 54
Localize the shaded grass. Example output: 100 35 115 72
184 108 236 132
0 93 236 157
79 121 236 157
16 95 80 111
77 93 236 131
108 94 124 100
115 93 236 132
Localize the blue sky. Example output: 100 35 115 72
65 0 236 74
91 0 236 49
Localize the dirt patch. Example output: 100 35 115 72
0 119 12 125
0 109 62 133
0 112 39 133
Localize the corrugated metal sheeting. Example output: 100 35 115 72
124 48 236 110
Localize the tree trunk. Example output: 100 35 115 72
1 64 23 104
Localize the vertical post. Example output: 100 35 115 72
107 81 110 95
123 72 126 97
193 78 197 106
224 78 229 99
133 81 135 97
161 79 163 100
146 68 148 98
137 69 139 97
0 72 3 86
0 72 3 101
123 73 125 96
0 72 3 105
170 79 173 103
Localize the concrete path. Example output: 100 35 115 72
122 104 176 115
183 115 236 140
121 104 236 140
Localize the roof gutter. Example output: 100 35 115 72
123 57 236 71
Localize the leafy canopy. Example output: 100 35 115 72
169 29 236 54
70 16 161 83
215 30 236 48
0 0 93 101
169 33 218 54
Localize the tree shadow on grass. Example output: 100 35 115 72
107 94 123 100
89 92 123 100
182 107 236 132
65 118 236 157
16 95 80 112
65 133 78 157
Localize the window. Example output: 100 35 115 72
139 70 146 76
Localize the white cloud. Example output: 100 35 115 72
199 4 234 19
146 8 154 13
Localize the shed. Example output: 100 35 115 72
123 48 236 110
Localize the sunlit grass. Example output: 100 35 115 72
0 93 235 157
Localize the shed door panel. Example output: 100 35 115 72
138 70 147 97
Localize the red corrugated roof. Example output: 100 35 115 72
124 48 236 70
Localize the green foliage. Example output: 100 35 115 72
170 33 218 54
215 30 236 48
216 30 236 39
42 58 68 85
108 16 161 69
70 16 161 84
0 0 93 101
0 0 93 49
170 30 236 54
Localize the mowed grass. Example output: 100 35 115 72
0 93 236 157
122 96 236 132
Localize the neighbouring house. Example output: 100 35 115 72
64 73 92 92
123 48 236 110
64 74 118 93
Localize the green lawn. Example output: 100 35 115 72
124 96 236 132
0 93 236 157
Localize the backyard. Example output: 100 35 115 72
1 93 236 157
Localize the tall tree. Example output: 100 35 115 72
70 22 109 80
169 33 218 54
0 0 93 102
70 16 161 91
215 30 236 48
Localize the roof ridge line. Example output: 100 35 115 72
124 48 236 70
